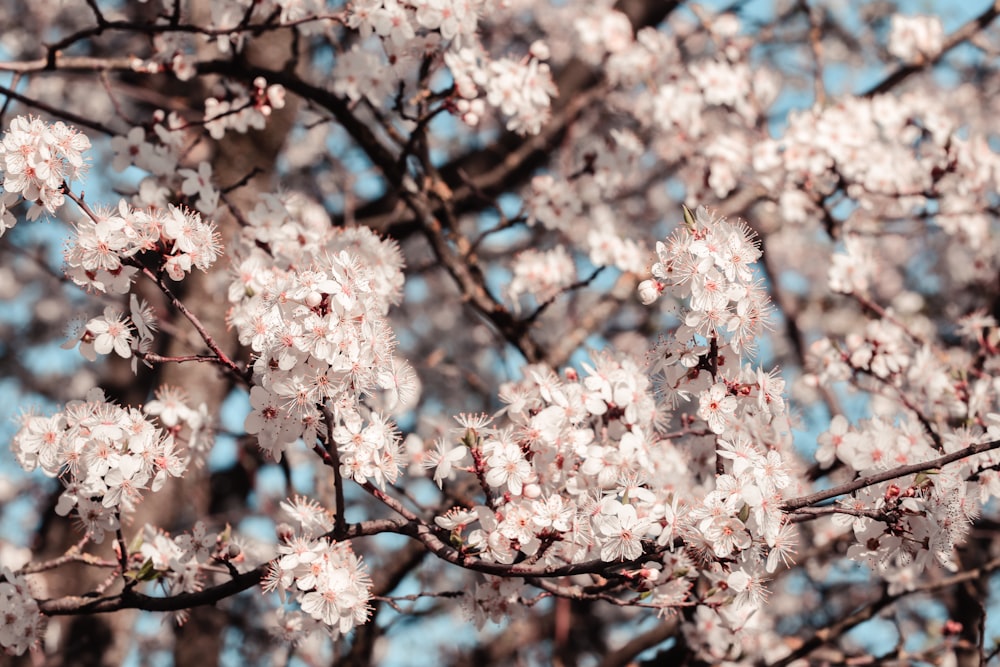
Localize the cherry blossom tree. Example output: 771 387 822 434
1 1 999 666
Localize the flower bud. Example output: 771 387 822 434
529 40 550 61
638 279 662 305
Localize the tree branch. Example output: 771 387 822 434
782 438 1000 512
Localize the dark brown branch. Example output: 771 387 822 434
597 618 680 667
195 60 404 187
37 518 407 616
361 481 662 578
769 555 1000 667
782 438 1000 512
41 13 346 63
402 186 546 362
321 406 348 540
862 0 1000 97
0 83 117 135
350 0 684 235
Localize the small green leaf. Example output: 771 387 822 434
127 531 145 554
738 503 750 523
126 558 160 582
682 205 696 231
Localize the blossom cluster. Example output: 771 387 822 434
754 90 1000 262
811 411 983 589
445 43 557 135
263 497 372 640
0 115 90 221
340 0 557 135
591 16 772 208
136 522 232 602
425 357 684 568
414 211 794 628
423 353 793 626
805 305 1000 588
63 199 222 293
526 131 648 274
0 107 226 296
204 77 287 140
808 310 996 430
229 192 414 474
10 389 189 544
889 14 944 63
505 245 576 313
640 205 769 357
63 295 159 369
0 568 45 656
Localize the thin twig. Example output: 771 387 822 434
140 267 247 382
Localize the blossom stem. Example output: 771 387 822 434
61 183 101 222
114 524 129 578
